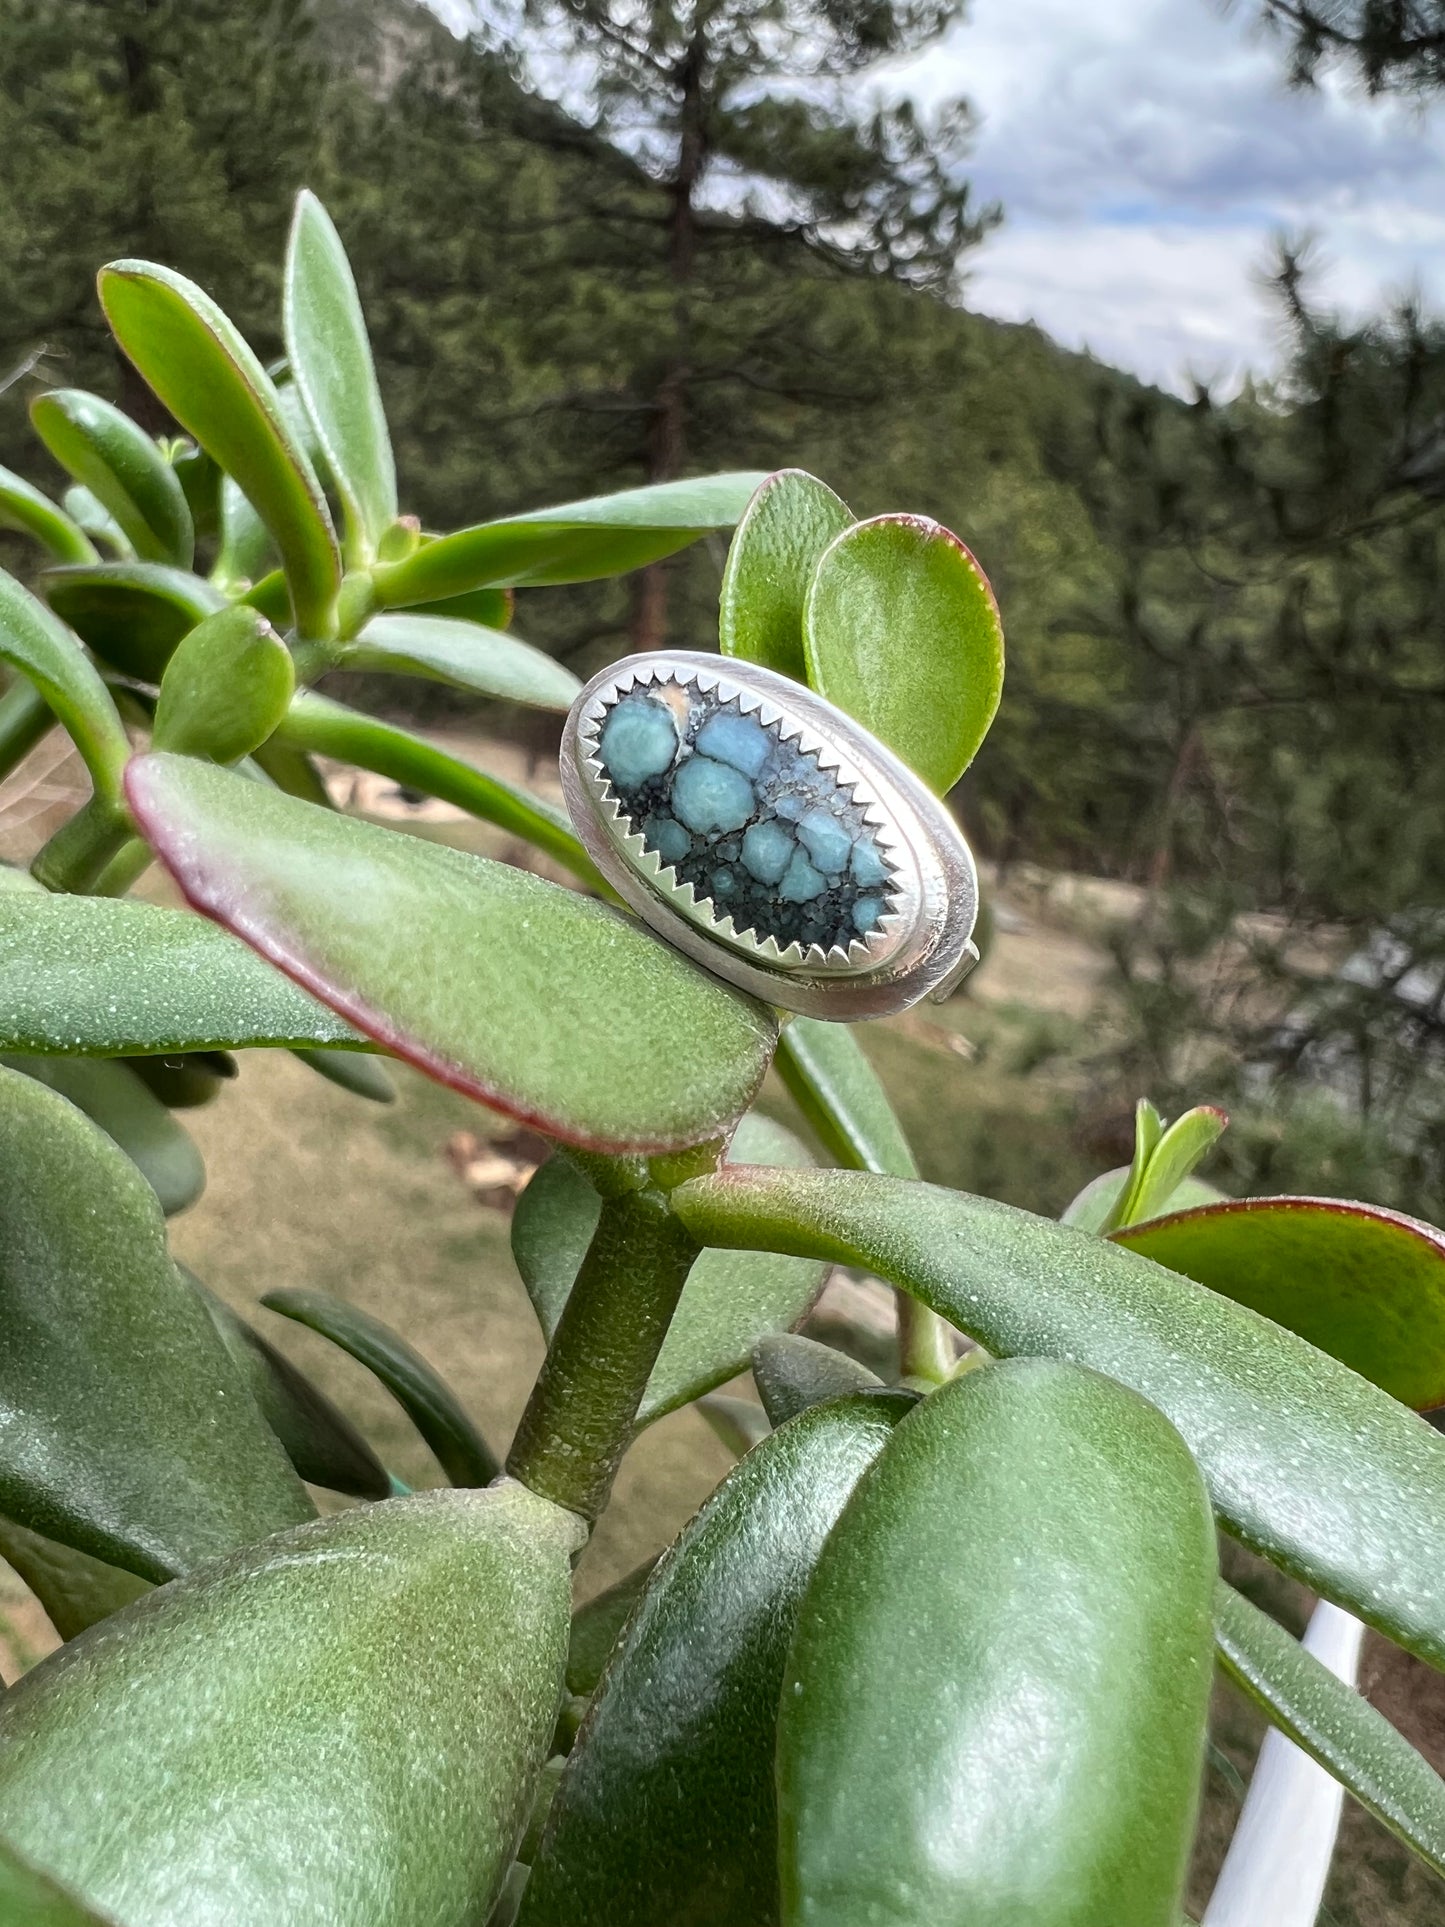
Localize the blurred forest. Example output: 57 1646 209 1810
1 0 1443 1213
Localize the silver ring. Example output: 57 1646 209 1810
560 652 979 1020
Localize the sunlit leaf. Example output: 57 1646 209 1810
0 1835 114 1926
0 464 98 565
340 613 580 710
152 605 295 765
283 191 397 561
99 261 340 635
775 1016 917 1176
373 473 768 606
0 569 129 801
719 469 853 682
804 514 1003 793
126 753 777 1152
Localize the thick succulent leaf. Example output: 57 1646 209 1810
215 475 276 591
201 1289 390 1501
0 1837 115 1926
263 1289 498 1486
152 605 295 764
804 514 1003 793
780 1360 1214 1927
0 679 54 781
519 1393 910 1927
0 569 129 800
291 1044 397 1102
41 562 226 682
125 1049 235 1110
719 470 853 682
99 261 340 636
0 894 367 1055
373 473 769 605
276 691 600 886
341 613 580 710
0 1486 581 1927
565 1559 658 1700
512 1115 825 1421
409 585 514 628
0 464 98 564
1214 1579 1445 1882
0 1065 313 1582
0 1517 149 1641
283 191 397 559
30 391 192 568
62 487 130 557
751 1333 882 1427
4 1056 205 1216
697 1392 772 1458
671 1165 1445 1671
775 1017 917 1176
126 753 778 1151
1063 1164 1224 1234
1116 1197 1445 1411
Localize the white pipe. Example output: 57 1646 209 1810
1202 1600 1366 1927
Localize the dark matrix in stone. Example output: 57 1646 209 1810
596 683 897 953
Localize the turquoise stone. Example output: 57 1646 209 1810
646 814 690 866
779 848 827 903
673 755 754 834
694 711 770 778
797 807 852 877
599 695 678 787
852 895 884 933
741 819 794 885
850 840 890 888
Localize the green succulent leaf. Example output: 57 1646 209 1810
340 614 581 711
1086 1100 1228 1235
200 1288 391 1501
125 753 777 1152
407 586 514 628
1116 1197 1445 1411
0 1835 115 1926
290 1044 397 1102
0 464 98 565
512 1115 825 1422
520 1393 911 1927
214 475 276 592
152 605 295 764
125 1049 235 1110
0 568 129 802
775 1016 918 1177
263 1288 498 1486
779 1359 1214 1927
751 1333 883 1427
804 513 1003 794
0 1518 149 1642
1214 1579 1445 1882
0 894 367 1056
0 1485 580 1927
697 1392 772 1459
4 1056 205 1216
275 691 600 887
719 469 854 682
30 391 193 569
62 486 131 557
0 1065 314 1583
41 563 227 682
1062 1166 1224 1235
372 473 769 606
98 261 340 636
565 1559 658 1700
283 191 397 562
671 1165 1445 1672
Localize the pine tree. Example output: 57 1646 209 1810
1256 1 1445 91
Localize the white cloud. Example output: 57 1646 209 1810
889 0 1445 387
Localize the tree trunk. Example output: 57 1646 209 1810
629 34 705 653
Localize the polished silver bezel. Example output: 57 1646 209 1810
561 651 979 1020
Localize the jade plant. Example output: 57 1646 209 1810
1 192 1445 1927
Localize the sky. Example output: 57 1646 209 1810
433 0 1445 393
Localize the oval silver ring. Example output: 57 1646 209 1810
560 651 979 1020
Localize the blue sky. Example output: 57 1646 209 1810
437 0 1445 392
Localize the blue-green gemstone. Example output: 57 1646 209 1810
852 895 884 933
797 807 852 877
599 695 678 787
673 756 754 834
695 711 771 778
850 839 890 888
779 849 827 903
741 819 795 885
646 814 690 866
